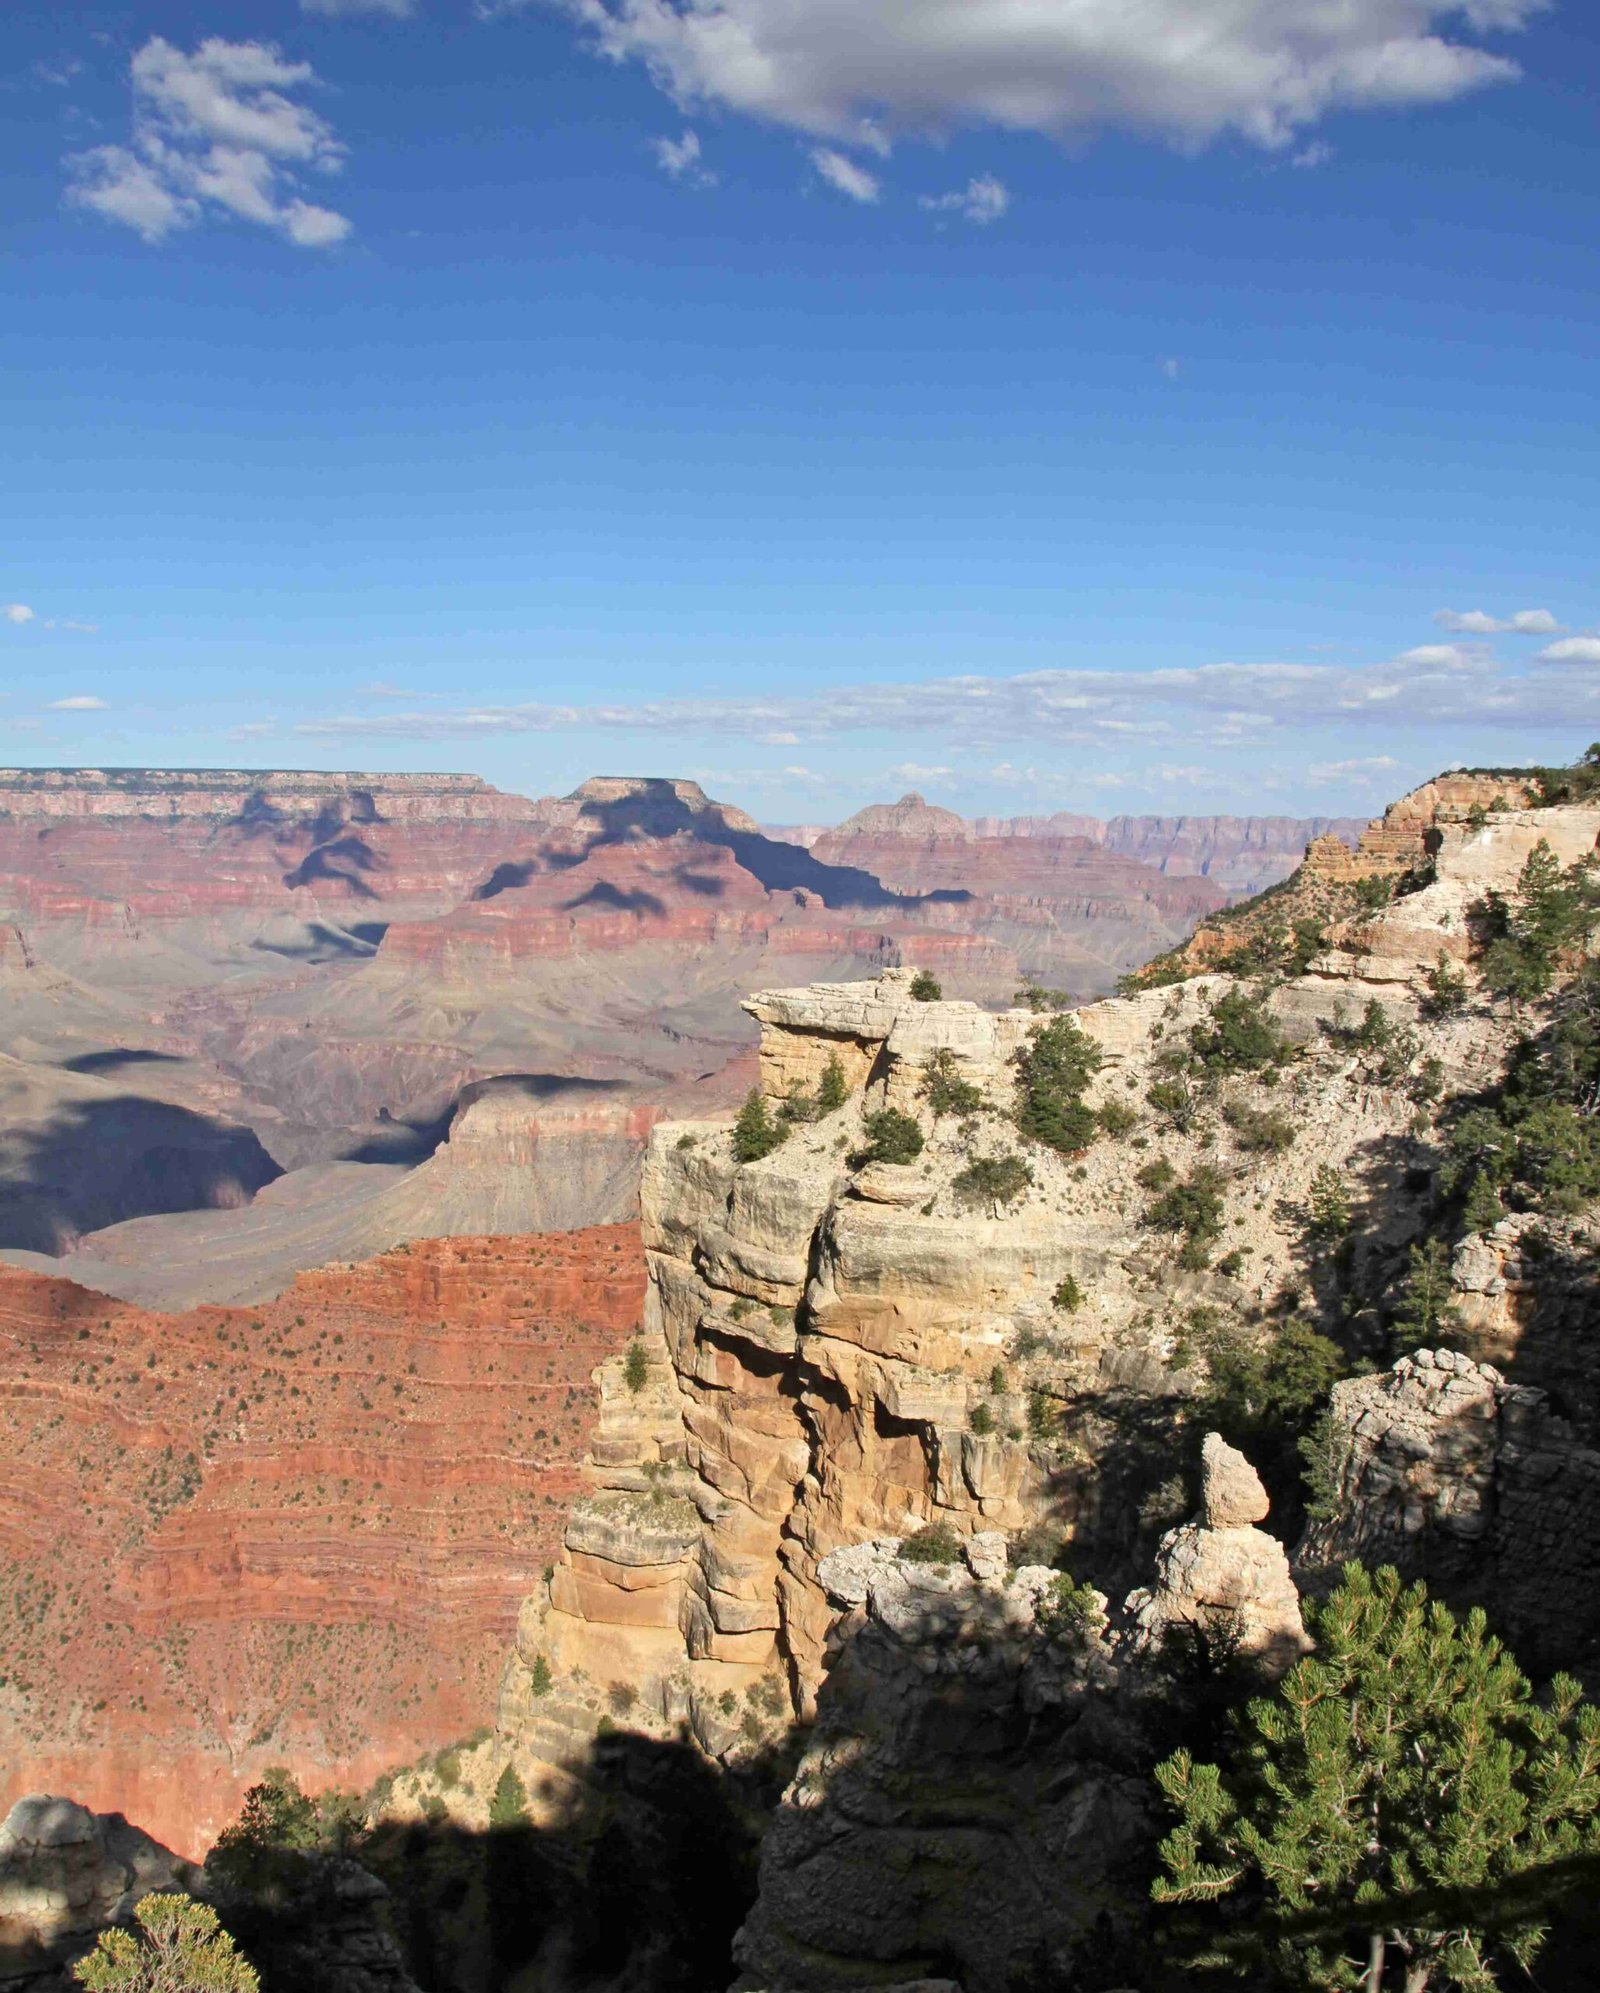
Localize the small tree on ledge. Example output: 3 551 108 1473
909 969 943 1001
733 1088 786 1163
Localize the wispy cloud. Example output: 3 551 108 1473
3 605 36 626
810 147 880 204
285 637 1600 752
302 0 415 15
67 36 352 249
46 694 108 711
919 174 1009 225
1435 607 1562 635
652 128 716 185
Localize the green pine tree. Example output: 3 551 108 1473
489 1762 529 1830
732 1088 785 1163
1153 1563 1600 1993
623 1340 649 1393
816 1054 850 1113
909 969 943 1001
1462 1169 1505 1236
74 1894 259 1993
1389 1237 1466 1354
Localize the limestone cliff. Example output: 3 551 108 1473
497 786 1596 1768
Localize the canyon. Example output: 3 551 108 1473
2 764 1597 1989
0 767 1352 1308
0 1225 643 1857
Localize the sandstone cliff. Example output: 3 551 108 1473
0 1227 643 1858
455 786 1598 1983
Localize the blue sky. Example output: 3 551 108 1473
3 0 1597 821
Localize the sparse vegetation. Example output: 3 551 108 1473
858 1108 925 1165
909 970 943 1001
952 1152 1033 1212
899 1520 962 1565
733 1089 786 1163
920 1047 983 1118
1221 1099 1296 1153
1014 1013 1103 1155
1052 1273 1083 1313
623 1341 649 1394
1388 1237 1467 1355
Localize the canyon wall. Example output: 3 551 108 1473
0 1226 643 1857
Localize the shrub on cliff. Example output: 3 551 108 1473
489 1763 529 1829
1476 839 1596 1003
1186 985 1294 1077
816 1053 850 1113
909 970 943 1001
74 1893 258 1993
1014 1014 1103 1155
1389 1238 1466 1356
953 1152 1033 1213
920 1047 983 1118
1153 1563 1600 1993
623 1341 649 1394
1144 1164 1227 1270
207 1769 320 1900
900 1519 962 1565
858 1108 925 1165
733 1089 786 1163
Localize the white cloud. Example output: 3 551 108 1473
3 605 36 626
67 37 352 249
302 0 415 14
46 695 107 711
1309 754 1401 783
810 147 880 203
653 127 716 183
920 173 1009 224
287 636 1600 751
1396 643 1476 668
1161 357 1181 381
1436 606 1563 634
549 0 1540 154
888 762 955 783
1291 140 1334 168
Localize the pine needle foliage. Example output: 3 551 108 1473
733 1089 786 1163
1153 1563 1600 1992
1014 1014 1104 1155
75 1893 259 1993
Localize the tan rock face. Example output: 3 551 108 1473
1201 1432 1271 1528
1129 1432 1308 1676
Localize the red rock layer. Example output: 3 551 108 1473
0 1228 643 1858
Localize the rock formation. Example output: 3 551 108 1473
0 1793 419 1993
1298 1350 1600 1671
1127 1435 1309 1673
0 1227 643 1856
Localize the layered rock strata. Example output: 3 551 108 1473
0 1228 643 1857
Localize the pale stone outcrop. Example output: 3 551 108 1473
1127 1436 1309 1675
0 1797 191 1979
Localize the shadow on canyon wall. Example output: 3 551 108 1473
468 778 972 916
0 1095 283 1254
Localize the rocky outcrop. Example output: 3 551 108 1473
734 1535 1140 1993
0 1794 419 1993
1298 1350 1600 1671
1127 1437 1309 1674
0 1228 643 1857
0 1796 193 1985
